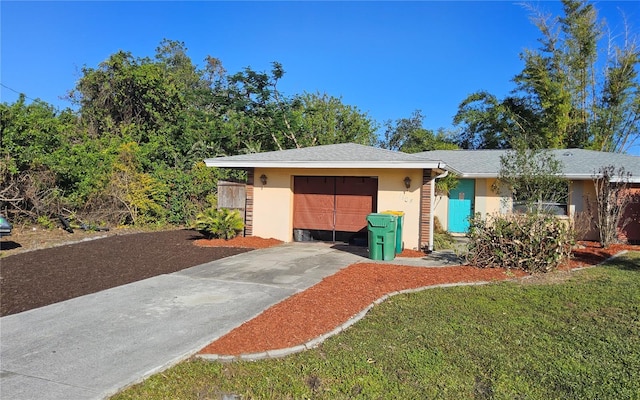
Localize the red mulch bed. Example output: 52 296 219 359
200 241 639 356
397 248 427 257
195 236 284 248
199 264 527 356
562 241 639 270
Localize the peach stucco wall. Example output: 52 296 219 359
474 178 504 217
251 167 425 250
433 193 448 231
570 180 599 241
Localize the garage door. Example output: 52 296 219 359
293 176 377 234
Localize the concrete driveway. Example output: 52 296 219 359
0 243 366 400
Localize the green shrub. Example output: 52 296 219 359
466 213 573 273
193 208 244 240
433 232 455 250
37 215 56 229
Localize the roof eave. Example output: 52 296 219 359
204 160 444 169
452 172 497 178
447 172 640 183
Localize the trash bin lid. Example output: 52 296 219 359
381 210 405 216
366 213 396 227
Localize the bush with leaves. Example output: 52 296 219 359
193 208 244 240
104 142 168 225
432 216 455 250
493 146 568 214
154 162 222 225
466 213 573 273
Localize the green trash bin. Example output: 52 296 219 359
382 211 404 254
366 213 397 261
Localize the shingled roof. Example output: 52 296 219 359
417 148 640 182
205 143 445 169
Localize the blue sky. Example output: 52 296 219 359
2 1 639 154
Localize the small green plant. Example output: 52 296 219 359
37 215 55 229
193 207 244 240
432 216 455 250
493 145 568 215
433 232 455 250
467 213 573 273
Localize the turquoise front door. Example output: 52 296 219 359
448 179 474 233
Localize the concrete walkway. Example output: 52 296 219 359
0 243 462 400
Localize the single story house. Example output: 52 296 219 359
205 143 447 251
205 144 640 249
418 148 640 243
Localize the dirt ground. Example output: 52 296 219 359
0 225 145 257
0 228 263 316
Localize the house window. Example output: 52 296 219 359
512 181 569 216
513 201 568 215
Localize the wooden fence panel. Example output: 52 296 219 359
217 181 246 225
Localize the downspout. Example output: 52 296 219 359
428 167 449 252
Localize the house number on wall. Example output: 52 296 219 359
400 193 413 203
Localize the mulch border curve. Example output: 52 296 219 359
197 280 494 362
196 250 634 362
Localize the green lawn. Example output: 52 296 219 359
113 253 640 400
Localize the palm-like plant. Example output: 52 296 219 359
194 208 244 239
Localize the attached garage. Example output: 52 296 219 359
204 143 447 251
293 176 378 241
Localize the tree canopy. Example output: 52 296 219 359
1 40 378 225
380 110 458 153
454 0 640 152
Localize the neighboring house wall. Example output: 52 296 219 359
622 184 640 244
250 167 426 250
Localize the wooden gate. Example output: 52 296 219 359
217 180 246 222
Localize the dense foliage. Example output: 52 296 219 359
466 213 574 272
0 40 378 226
379 110 458 153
